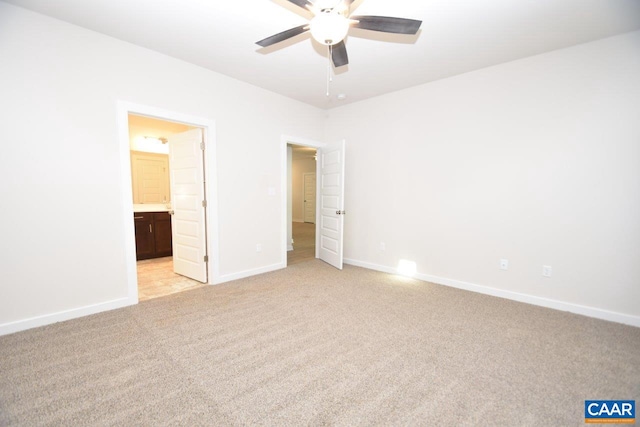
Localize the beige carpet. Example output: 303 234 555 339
1 261 639 426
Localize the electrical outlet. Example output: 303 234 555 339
543 265 552 277
256 244 262 253
380 242 386 251
500 259 509 270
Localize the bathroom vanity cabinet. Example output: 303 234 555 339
133 212 172 260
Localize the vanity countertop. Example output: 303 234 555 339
133 204 171 213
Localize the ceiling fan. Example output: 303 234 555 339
256 0 422 67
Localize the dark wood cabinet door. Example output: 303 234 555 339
134 214 154 260
153 212 173 257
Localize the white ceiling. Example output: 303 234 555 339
5 0 640 109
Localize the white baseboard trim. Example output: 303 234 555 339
214 262 284 285
344 258 640 328
287 244 293 251
3 262 286 335
0 296 134 336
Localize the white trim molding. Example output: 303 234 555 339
0 297 132 336
344 258 640 328
214 262 284 285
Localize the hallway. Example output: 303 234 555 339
287 222 315 265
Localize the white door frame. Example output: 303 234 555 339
117 101 220 305
281 135 323 266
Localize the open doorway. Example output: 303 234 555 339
282 137 346 270
128 114 205 300
288 144 317 265
118 101 219 305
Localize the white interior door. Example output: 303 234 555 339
303 172 316 223
318 140 345 270
168 128 208 283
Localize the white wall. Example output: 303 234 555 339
292 157 316 222
325 31 640 325
0 3 324 333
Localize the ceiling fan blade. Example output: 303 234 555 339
351 15 422 35
331 40 349 67
285 0 312 10
256 25 309 48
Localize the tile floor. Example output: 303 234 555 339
138 221 315 300
137 257 205 301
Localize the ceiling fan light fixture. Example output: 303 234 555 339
310 11 349 46
257 0 423 71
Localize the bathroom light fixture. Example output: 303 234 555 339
143 136 168 144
